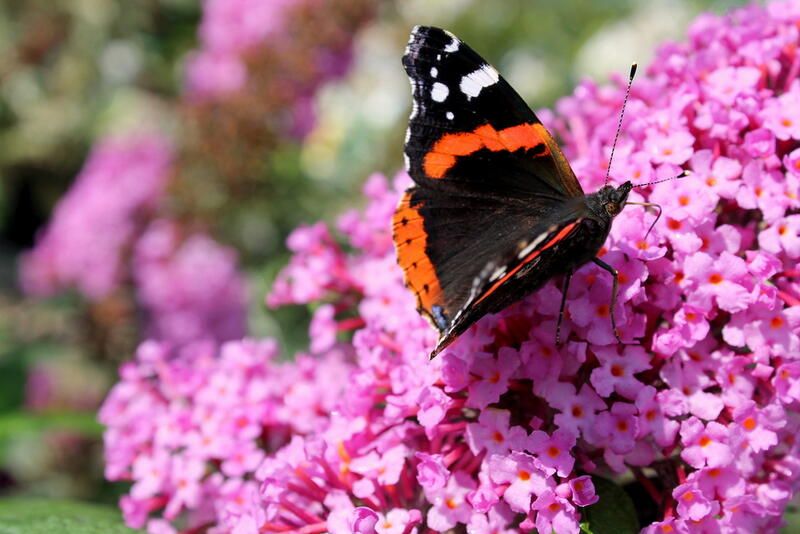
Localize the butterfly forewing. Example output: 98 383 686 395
402 26 584 199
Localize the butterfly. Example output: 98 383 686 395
393 26 666 358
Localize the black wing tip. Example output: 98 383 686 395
404 25 461 62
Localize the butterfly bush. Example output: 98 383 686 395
20 134 172 300
102 1 800 532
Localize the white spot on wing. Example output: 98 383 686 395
431 82 449 102
517 228 554 259
446 111 454 120
430 67 438 78
408 78 420 119
403 154 411 171
460 64 500 99
489 266 507 282
443 31 460 53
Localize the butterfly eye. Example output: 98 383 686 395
605 202 621 216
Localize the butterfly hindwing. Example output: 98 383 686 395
402 25 584 200
393 186 550 330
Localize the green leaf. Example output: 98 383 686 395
0 498 136 533
582 477 639 534
0 411 103 440
782 503 800 533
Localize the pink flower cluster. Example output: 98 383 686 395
20 134 172 299
185 0 296 97
133 220 248 345
100 338 352 532
102 1 800 532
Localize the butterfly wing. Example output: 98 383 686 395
395 26 587 350
402 25 584 200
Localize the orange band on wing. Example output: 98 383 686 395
474 220 580 306
392 192 443 314
423 122 551 179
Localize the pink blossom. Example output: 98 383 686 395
680 418 733 469
568 476 598 507
530 489 580 534
466 408 528 456
487 452 554 513
425 471 476 531
466 352 519 409
673 482 719 521
527 429 576 477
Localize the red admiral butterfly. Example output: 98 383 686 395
394 26 674 357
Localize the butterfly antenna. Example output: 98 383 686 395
604 63 637 186
632 169 692 188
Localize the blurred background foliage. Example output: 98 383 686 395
0 0 748 517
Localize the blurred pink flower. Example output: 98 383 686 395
20 134 172 299
133 219 247 345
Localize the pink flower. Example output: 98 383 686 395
527 429 576 477
551 383 607 436
590 346 650 399
568 476 598 507
703 66 762 106
466 408 528 456
683 251 753 313
673 482 719 521
680 418 733 469
466 352 519 409
643 129 695 165
488 452 554 513
760 82 800 140
635 386 679 448
759 215 800 258
426 471 476 531
595 403 639 454
415 452 449 493
530 489 580 534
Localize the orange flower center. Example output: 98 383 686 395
708 273 723 284
667 218 682 230
678 195 690 206
547 446 560 458
610 364 624 377
771 316 784 329
743 416 757 431
518 470 531 481
492 431 505 443
699 435 712 447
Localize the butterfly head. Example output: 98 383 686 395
595 181 632 218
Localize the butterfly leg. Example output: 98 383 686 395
555 270 573 346
592 258 622 343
